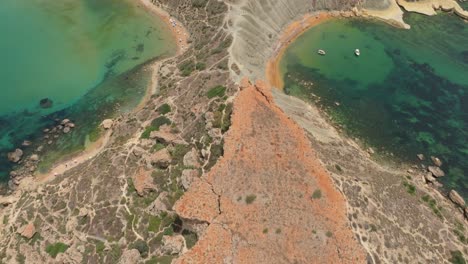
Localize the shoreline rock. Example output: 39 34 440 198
7 149 23 163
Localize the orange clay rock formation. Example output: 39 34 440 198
174 79 366 263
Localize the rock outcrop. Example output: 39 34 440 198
449 190 465 208
131 168 157 196
175 80 366 263
7 149 23 163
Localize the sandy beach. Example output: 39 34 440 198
266 13 332 90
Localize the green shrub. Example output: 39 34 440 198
131 240 149 258
45 242 69 258
179 60 195 76
403 181 416 195
449 250 466 264
206 85 226 99
148 216 162 232
158 104 171 115
311 189 322 199
141 116 172 139
245 194 257 204
326 231 333 237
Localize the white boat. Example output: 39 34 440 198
355 49 360 56
317 49 326 55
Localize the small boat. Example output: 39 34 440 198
355 49 360 56
317 49 326 56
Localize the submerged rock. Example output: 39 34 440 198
449 190 465 208
7 149 23 163
21 140 32 147
428 166 445 177
430 156 442 167
39 98 53 109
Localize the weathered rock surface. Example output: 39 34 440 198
7 149 23 163
162 235 185 255
131 168 156 196
428 166 445 177
150 149 172 168
147 192 169 214
425 172 436 183
18 222 36 239
101 119 114 129
182 148 200 168
181 169 199 190
149 131 177 144
431 156 443 167
175 80 366 263
119 249 141 264
449 190 465 207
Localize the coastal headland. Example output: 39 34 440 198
0 0 466 263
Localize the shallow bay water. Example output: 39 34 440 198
281 13 468 197
0 0 174 181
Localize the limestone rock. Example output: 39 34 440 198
181 169 199 190
29 154 39 161
150 131 177 144
417 154 424 161
161 235 185 255
119 249 141 264
430 156 442 167
183 148 200 168
61 119 70 125
147 192 169 215
18 222 36 239
150 149 171 168
131 168 157 196
7 149 23 163
449 190 465 207
101 119 113 129
63 127 71 134
424 172 436 183
428 166 445 177
367 147 375 155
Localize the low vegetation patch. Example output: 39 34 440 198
157 103 171 115
245 194 257 204
141 116 172 139
206 85 226 99
449 250 466 264
403 181 416 195
421 194 443 219
45 242 69 258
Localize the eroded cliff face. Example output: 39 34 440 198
227 0 392 81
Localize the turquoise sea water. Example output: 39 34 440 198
0 0 174 182
281 13 468 197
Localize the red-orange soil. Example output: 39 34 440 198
175 79 366 263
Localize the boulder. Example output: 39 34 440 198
30 154 39 162
161 235 185 255
131 168 157 196
119 249 141 264
101 119 113 129
424 172 436 183
18 222 36 239
183 148 201 168
150 149 172 169
449 190 465 207
430 156 442 167
428 166 445 177
181 169 199 190
417 154 425 161
61 119 70 125
63 127 71 134
149 131 177 144
7 149 23 163
147 192 169 214
66 122 75 128
367 147 375 155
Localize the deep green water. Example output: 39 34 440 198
281 13 468 197
0 0 175 181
